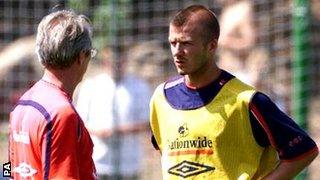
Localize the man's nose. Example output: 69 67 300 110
173 43 183 57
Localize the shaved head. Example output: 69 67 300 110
170 5 220 44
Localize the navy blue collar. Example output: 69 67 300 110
164 70 234 110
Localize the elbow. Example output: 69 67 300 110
281 146 319 165
304 147 319 166
312 147 319 160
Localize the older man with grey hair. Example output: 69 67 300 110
9 9 97 180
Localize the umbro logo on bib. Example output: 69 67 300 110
168 160 215 178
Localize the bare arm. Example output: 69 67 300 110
88 121 149 138
116 121 149 134
263 148 319 180
87 126 113 137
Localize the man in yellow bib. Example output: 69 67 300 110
149 5 318 180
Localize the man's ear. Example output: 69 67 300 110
76 51 87 65
208 39 218 52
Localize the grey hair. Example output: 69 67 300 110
36 9 93 69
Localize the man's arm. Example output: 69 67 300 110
263 149 318 179
87 122 149 138
249 92 318 178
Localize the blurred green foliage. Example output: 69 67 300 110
68 0 131 50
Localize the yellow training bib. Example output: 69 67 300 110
150 77 278 179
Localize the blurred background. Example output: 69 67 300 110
0 0 319 179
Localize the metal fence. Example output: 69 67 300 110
0 0 319 179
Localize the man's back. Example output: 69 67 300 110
9 80 96 179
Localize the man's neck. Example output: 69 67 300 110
185 67 221 89
42 69 78 97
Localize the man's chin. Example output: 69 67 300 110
176 68 187 75
177 70 186 76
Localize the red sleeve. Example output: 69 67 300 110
41 106 80 179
